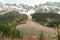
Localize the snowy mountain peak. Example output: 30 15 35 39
0 2 60 18
35 2 60 14
0 2 35 18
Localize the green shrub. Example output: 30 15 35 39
0 24 20 38
31 12 60 27
0 10 27 38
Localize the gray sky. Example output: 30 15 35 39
0 0 60 6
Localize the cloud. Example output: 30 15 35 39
49 0 60 2
0 0 60 6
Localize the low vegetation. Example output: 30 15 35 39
31 12 60 40
31 12 60 27
0 10 60 40
0 10 28 39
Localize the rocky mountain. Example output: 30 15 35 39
0 10 28 26
0 2 60 18
0 2 33 12
35 2 60 14
0 2 35 18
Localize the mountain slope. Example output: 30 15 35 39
0 2 60 18
35 2 60 13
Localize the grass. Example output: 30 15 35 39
0 10 28 40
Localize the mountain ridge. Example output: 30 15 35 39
0 2 60 18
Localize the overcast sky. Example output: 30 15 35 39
0 0 60 6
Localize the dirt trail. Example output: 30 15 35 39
16 18 57 36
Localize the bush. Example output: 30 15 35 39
0 10 27 38
31 12 60 27
0 24 20 38
0 10 28 25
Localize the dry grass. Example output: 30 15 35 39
0 19 58 40
0 34 57 40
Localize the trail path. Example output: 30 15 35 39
16 18 57 36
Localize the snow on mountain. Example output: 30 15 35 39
35 2 60 14
0 2 35 18
36 5 60 13
0 2 60 18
